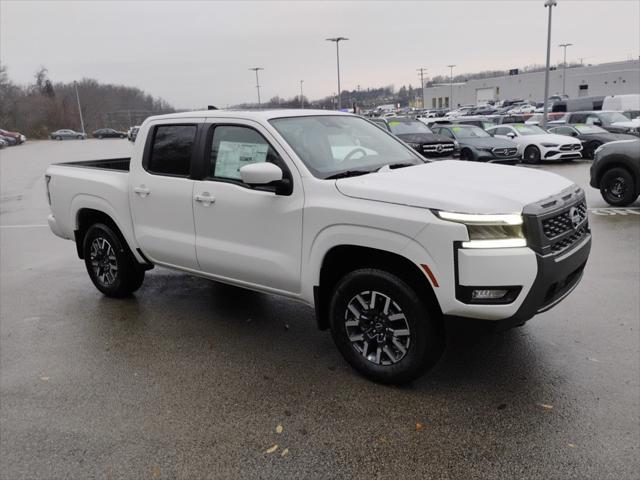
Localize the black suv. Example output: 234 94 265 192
565 111 638 136
590 139 640 206
370 117 457 159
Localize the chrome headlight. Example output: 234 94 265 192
434 211 526 248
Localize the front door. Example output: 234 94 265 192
193 122 304 294
130 120 203 270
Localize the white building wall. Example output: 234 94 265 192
424 59 640 107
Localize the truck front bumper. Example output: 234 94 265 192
445 233 591 327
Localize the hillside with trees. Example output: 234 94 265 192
0 65 174 138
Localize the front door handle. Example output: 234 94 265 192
194 192 215 206
133 185 151 197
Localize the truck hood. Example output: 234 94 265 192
335 161 574 213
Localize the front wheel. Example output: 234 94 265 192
523 145 541 164
83 223 145 297
56 136 62 141
329 268 443 384
600 167 637 206
120 134 125 138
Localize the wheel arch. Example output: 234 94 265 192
314 244 442 331
74 206 148 266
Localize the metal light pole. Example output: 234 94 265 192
300 80 304 108
559 42 573 95
447 64 456 109
249 67 264 106
326 37 348 110
541 0 557 129
417 67 427 108
73 81 85 135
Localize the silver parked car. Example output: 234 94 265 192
50 129 86 140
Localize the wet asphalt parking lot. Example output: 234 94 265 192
1 139 638 480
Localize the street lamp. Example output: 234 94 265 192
73 81 85 135
447 64 456 109
326 37 348 110
300 80 304 109
417 67 427 109
249 67 264 106
541 0 557 129
559 42 573 95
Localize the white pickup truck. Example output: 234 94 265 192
46 110 591 384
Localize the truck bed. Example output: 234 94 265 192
57 157 130 171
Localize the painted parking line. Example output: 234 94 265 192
588 207 640 216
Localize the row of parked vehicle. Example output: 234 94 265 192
49 128 131 140
0 128 27 148
367 114 639 206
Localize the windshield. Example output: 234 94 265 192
575 125 608 134
513 125 546 135
270 115 423 179
387 120 431 135
451 125 490 138
598 112 631 124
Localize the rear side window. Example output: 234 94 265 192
148 125 197 176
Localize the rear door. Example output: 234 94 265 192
129 119 205 269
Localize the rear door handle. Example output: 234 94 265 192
133 185 151 197
194 192 215 206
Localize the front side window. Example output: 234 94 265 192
438 128 455 139
493 127 513 136
270 115 422 178
148 125 196 176
209 125 281 182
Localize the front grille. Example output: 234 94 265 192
423 143 454 157
560 144 581 151
523 187 590 257
550 224 589 255
492 147 518 157
542 202 587 238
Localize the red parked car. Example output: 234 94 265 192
0 128 27 145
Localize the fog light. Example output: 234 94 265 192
471 289 508 300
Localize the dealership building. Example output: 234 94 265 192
423 59 640 109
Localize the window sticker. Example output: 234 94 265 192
388 121 400 127
452 127 462 132
215 141 268 179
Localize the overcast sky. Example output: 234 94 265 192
1 0 638 108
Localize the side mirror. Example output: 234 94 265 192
239 162 291 195
571 131 579 137
593 120 603 127
507 132 516 139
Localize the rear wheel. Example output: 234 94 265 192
98 135 103 139
55 136 62 141
83 223 145 297
120 134 125 138
600 167 637 206
523 145 541 164
329 268 443 384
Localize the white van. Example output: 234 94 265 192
602 94 640 118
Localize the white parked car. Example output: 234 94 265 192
45 110 591 384
487 124 582 164
508 104 537 114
